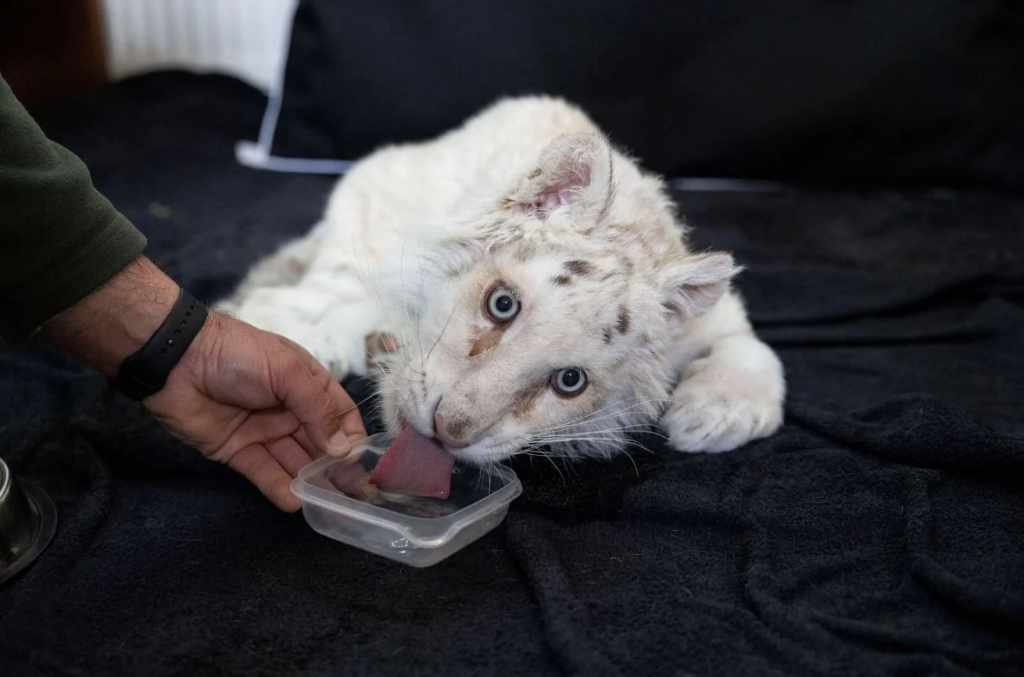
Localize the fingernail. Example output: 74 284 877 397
327 431 352 457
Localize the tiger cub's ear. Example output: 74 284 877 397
660 252 741 317
505 133 613 223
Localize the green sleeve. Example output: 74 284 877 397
0 73 147 343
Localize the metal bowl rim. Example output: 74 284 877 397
0 457 11 503
0 464 58 586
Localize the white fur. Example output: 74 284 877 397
219 96 785 463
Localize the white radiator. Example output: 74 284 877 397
101 0 297 92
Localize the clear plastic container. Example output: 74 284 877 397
291 433 522 567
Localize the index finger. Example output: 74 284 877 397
326 376 368 444
282 337 368 451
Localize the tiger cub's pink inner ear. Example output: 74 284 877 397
508 132 613 218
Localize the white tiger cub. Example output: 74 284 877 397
220 96 784 465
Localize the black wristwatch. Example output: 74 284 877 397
112 288 208 400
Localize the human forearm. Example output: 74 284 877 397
40 254 178 377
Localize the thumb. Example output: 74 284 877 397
271 344 365 457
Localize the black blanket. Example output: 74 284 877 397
1 73 1022 677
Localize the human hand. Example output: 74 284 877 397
143 311 366 511
43 255 367 511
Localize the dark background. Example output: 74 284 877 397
271 0 1024 192
1 1 1023 675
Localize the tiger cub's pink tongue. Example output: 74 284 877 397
368 426 454 499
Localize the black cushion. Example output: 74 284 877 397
268 0 1024 191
